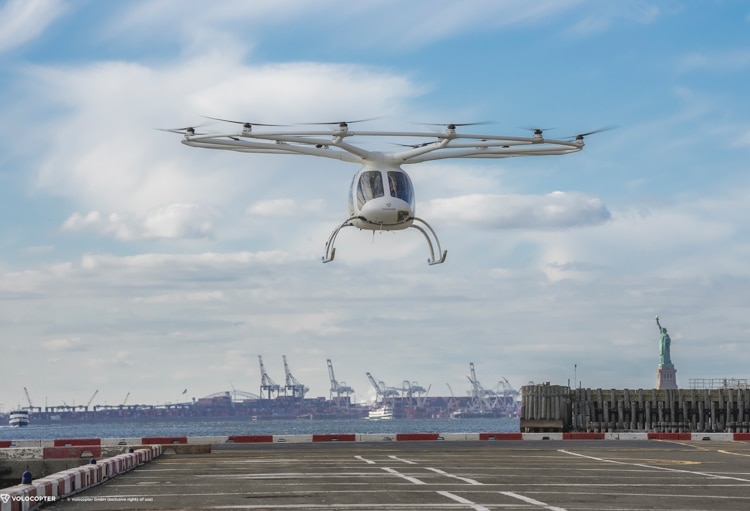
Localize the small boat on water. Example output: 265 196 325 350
367 405 393 420
9 409 30 427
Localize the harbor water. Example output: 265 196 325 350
1 416 519 441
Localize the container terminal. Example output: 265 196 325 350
1 359 521 425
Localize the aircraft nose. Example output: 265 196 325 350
360 197 412 226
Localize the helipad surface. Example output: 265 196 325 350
44 440 750 510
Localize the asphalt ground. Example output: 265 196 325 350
45 440 750 511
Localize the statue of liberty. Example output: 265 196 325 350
655 315 672 365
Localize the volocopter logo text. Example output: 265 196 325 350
0 494 56 503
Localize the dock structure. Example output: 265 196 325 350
519 384 571 432
521 383 750 433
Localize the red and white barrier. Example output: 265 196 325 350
0 446 161 511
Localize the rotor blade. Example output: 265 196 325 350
419 121 493 128
300 117 382 126
202 116 287 127
156 126 205 135
157 119 214 135
566 125 617 140
390 141 434 148
520 126 555 135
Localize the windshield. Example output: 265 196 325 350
357 170 385 209
388 171 413 205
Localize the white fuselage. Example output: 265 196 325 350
348 164 415 231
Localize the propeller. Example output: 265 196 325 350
566 125 617 141
300 118 381 129
420 121 492 130
157 126 204 136
520 127 555 136
202 116 288 131
391 141 435 148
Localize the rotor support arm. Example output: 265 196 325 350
392 138 452 162
183 137 362 163
405 143 582 163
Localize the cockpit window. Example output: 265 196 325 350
388 171 413 204
357 171 384 209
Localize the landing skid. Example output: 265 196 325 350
321 217 357 264
411 217 448 265
321 217 447 265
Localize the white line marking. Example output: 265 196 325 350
500 491 568 511
388 455 417 464
437 491 491 511
427 467 483 485
354 455 375 464
559 449 750 482
381 467 426 485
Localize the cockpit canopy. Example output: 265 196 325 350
350 169 414 214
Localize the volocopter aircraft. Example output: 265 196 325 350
166 119 606 265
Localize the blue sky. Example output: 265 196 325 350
1 0 750 410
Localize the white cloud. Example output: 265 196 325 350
0 0 68 53
424 191 610 230
18 57 422 233
42 336 84 351
677 49 750 73
105 0 587 51
62 204 217 240
142 203 216 239
247 199 326 218
3 1 750 406
133 291 224 304
564 2 661 37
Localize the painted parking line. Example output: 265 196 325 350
377 458 496 510
426 467 483 485
354 455 375 464
437 491 491 511
500 491 568 511
388 455 417 464
718 449 750 458
380 466 426 485
559 449 750 482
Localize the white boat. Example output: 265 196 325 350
9 409 30 427
367 405 393 420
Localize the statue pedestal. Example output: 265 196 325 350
656 364 678 389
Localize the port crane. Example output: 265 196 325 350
258 356 281 399
22 387 41 413
327 359 354 405
446 384 459 413
401 381 431 407
282 355 309 399
466 362 499 413
85 390 99 411
366 372 400 403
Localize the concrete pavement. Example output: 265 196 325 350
40 440 750 510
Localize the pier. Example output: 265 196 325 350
521 383 750 433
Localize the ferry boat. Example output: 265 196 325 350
9 409 30 427
367 405 393 420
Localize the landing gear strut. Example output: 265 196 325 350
321 217 447 265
